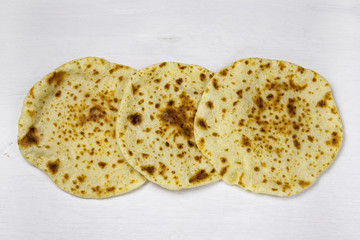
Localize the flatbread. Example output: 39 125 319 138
194 58 343 196
18 57 146 198
116 62 220 190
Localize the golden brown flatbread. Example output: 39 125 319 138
18 57 146 198
117 62 220 190
194 58 343 196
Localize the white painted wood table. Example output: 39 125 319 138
1 0 359 239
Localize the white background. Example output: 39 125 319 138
1 0 359 239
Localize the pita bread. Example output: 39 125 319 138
194 58 343 196
116 62 220 190
18 57 146 198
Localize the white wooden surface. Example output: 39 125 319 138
1 0 360 239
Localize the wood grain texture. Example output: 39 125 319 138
1 0 360 239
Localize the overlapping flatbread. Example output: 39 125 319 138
117 62 220 190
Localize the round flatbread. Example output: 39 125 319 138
194 58 343 196
116 62 220 190
18 57 146 198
